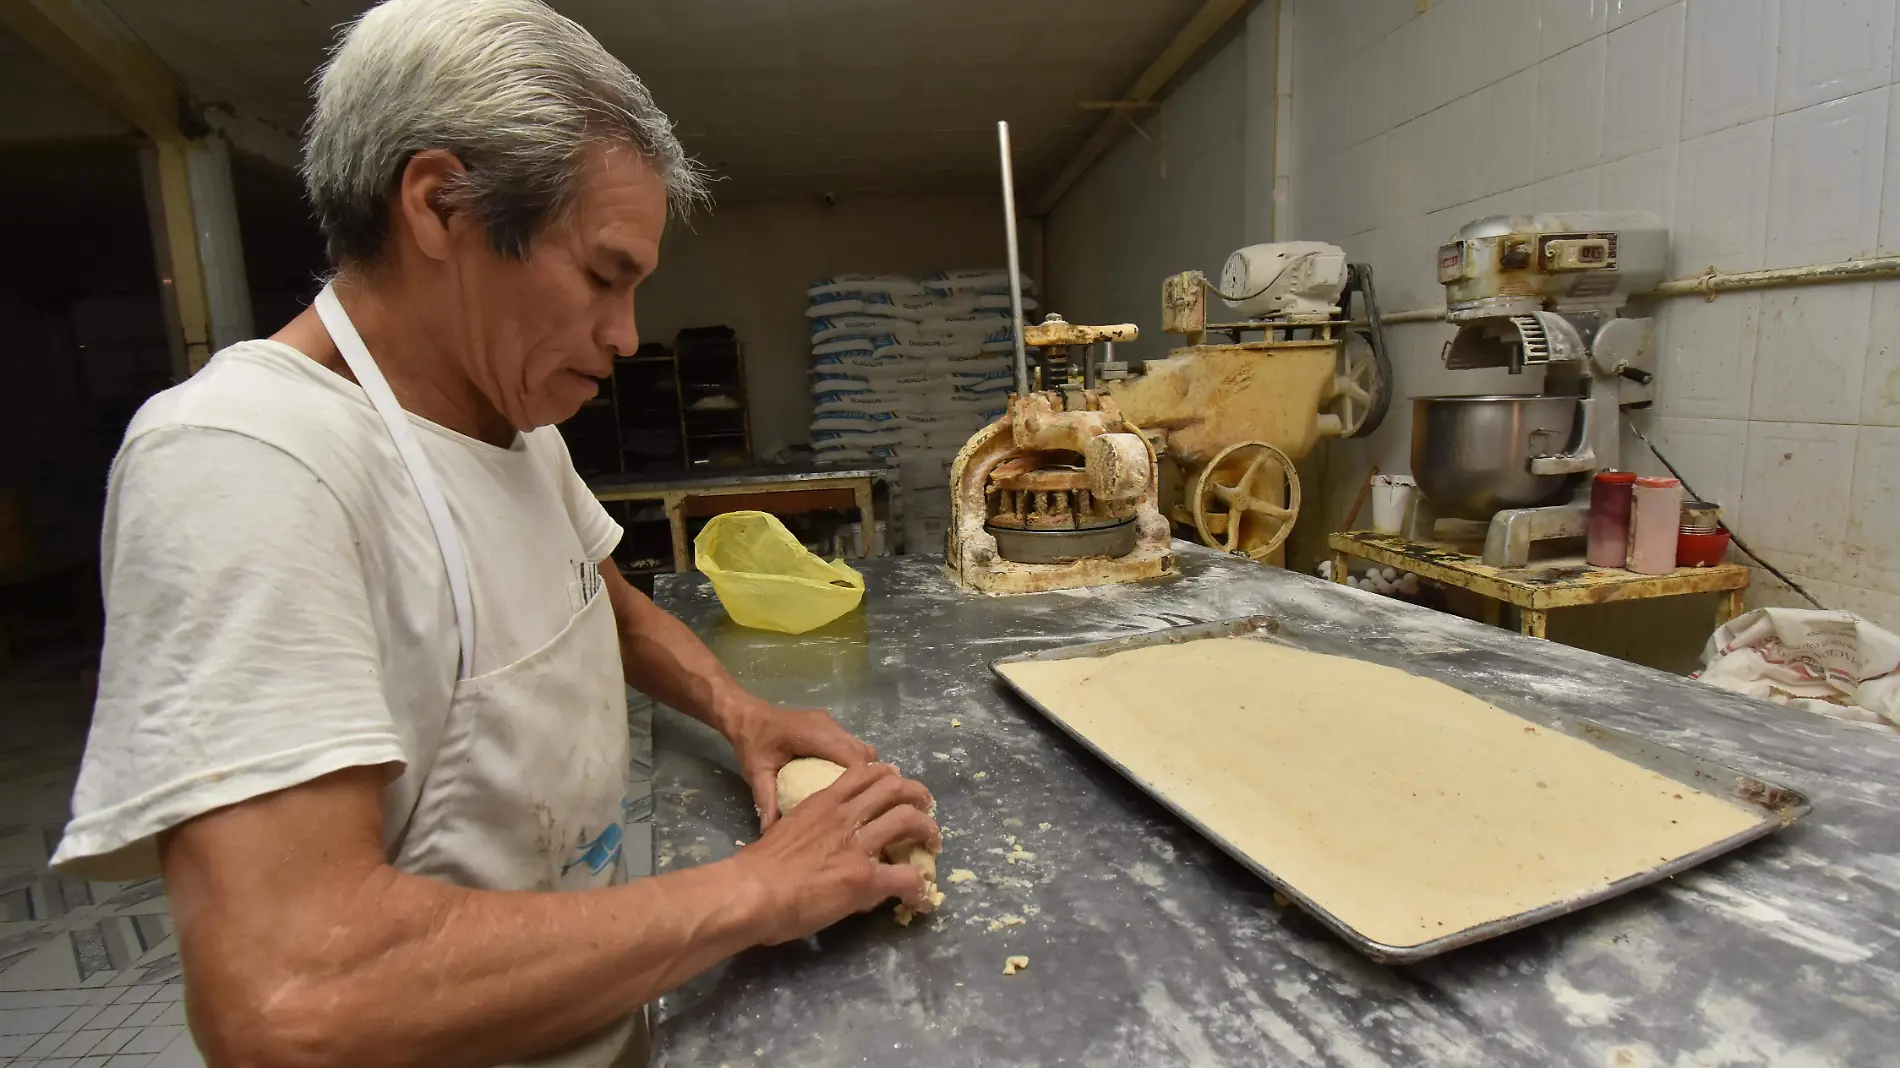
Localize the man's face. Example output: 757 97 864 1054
450 144 665 430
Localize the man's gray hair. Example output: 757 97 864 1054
302 0 709 265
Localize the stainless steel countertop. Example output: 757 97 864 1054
649 545 1900 1067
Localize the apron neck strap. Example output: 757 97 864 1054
314 283 477 680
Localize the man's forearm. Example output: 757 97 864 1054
604 562 754 736
181 847 778 1068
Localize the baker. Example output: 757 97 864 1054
49 1 939 1064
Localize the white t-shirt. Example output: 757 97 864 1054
51 340 623 879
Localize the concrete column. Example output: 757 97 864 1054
137 138 211 379
185 136 255 353
138 135 253 377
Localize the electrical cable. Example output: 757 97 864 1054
1627 422 1827 610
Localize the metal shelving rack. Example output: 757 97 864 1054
672 326 751 469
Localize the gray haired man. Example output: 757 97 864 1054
50 2 938 1065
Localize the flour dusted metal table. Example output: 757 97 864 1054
648 545 1896 1067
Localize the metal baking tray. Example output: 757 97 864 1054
990 615 1811 964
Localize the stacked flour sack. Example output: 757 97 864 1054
806 269 1037 552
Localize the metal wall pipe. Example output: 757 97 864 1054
1350 254 1900 328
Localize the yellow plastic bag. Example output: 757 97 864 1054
695 511 865 634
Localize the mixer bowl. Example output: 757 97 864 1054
1411 394 1583 520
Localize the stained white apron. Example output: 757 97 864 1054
314 285 641 1067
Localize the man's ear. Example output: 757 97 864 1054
394 149 469 263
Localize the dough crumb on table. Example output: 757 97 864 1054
895 884 947 926
1003 955 1030 976
986 914 1026 931
777 757 944 925
952 718 962 727
948 868 978 883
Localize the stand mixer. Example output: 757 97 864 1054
1408 211 1666 567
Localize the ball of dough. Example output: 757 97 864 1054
776 756 847 813
773 757 942 924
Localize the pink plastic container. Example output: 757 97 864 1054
1628 476 1682 574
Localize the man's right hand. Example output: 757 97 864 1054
731 762 940 945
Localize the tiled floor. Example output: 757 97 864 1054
1 665 201 1068
0 658 656 1067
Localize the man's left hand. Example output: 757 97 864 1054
724 699 876 829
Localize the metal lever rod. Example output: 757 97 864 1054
997 120 1030 397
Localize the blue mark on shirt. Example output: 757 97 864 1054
562 821 623 877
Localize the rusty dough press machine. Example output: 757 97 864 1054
945 124 1394 593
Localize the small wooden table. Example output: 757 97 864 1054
1328 530 1750 639
590 467 879 574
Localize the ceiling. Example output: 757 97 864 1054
0 26 129 143
83 0 1211 202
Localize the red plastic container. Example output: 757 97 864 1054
1586 471 1639 568
1676 527 1731 567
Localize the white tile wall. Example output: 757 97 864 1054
1481 0 1543 80
1745 566 1849 611
1775 0 1896 113
1347 36 1391 148
1284 0 1900 629
1881 86 1900 251
1536 37 1608 178
1477 68 1543 195
1765 88 1889 266
1835 583 1900 624
1424 0 1478 112
1674 119 1774 271
1740 421 1858 576
1385 115 1436 223
1339 136 1386 235
1843 424 1900 591
1528 165 1603 210
1750 282 1874 423
1863 293 1900 425
1386 16 1432 128
1600 144 1680 226
1612 0 1679 30
1656 292 1761 419
1683 0 1780 138
1649 415 1753 528
1544 0 1612 58
1604 4 1687 161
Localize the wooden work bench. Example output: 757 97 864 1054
589 466 880 574
1328 530 1750 639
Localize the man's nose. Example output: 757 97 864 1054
601 296 640 357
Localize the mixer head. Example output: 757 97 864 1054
1438 210 1666 322
1436 210 1666 373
